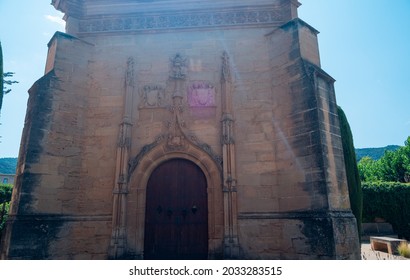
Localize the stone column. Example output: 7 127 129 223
109 57 135 259
221 51 240 258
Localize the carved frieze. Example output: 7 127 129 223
140 85 165 108
78 9 285 34
188 81 216 107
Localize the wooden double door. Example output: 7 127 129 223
144 159 208 259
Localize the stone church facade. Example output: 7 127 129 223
1 0 360 259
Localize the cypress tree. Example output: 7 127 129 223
0 41 3 111
337 106 363 241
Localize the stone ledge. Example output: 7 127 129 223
238 210 355 220
6 214 112 222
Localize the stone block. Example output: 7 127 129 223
278 196 312 212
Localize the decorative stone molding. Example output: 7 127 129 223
126 137 224 259
221 51 232 83
220 50 239 258
139 85 165 108
221 113 235 145
188 81 216 107
169 53 188 100
126 57 135 87
109 56 135 259
78 9 285 34
117 122 132 148
170 53 188 80
238 210 356 220
128 134 222 180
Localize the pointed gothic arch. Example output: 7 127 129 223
124 139 224 259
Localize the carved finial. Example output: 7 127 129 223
126 57 134 86
221 51 231 82
170 53 187 80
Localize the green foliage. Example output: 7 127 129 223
398 242 410 258
0 183 12 232
0 41 18 112
0 157 17 174
403 137 410 182
362 182 410 239
358 136 410 183
358 156 381 182
0 202 10 231
337 106 363 239
0 183 12 204
3 72 18 94
0 41 3 111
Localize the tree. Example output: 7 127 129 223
358 156 381 182
3 72 18 94
358 136 410 183
379 150 405 182
403 137 410 182
0 183 12 231
0 41 18 112
337 106 363 240
0 41 3 111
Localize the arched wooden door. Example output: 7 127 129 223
144 158 208 259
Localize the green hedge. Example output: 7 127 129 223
0 183 12 204
362 182 410 239
337 106 363 240
0 183 12 232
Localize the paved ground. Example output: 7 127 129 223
361 241 408 260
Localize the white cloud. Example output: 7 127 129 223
44 15 65 28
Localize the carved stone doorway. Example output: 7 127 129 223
144 158 208 259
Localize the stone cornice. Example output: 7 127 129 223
78 6 286 34
52 0 84 18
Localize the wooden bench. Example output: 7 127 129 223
370 236 407 254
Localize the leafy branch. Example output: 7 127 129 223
3 72 19 94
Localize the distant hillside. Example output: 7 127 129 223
355 145 401 162
0 158 18 174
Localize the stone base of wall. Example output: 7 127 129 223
3 215 111 260
2 211 360 260
238 211 360 259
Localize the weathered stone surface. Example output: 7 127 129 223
1 0 359 260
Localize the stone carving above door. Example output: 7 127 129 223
170 53 187 100
170 53 187 80
188 81 216 107
130 52 222 173
140 85 166 108
165 96 187 151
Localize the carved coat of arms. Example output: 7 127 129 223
188 81 216 107
140 85 165 108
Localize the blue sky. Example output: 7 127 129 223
0 0 409 158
